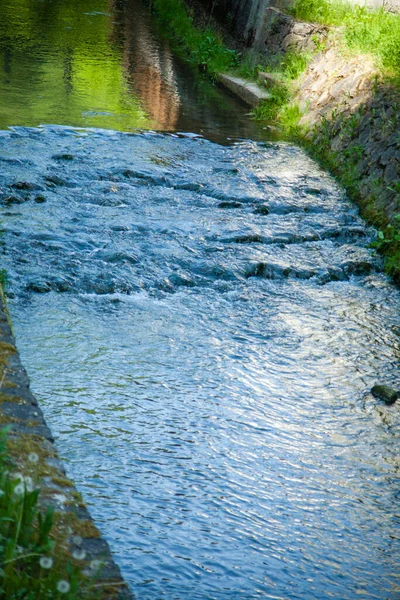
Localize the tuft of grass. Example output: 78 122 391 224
0 428 102 599
252 51 311 131
370 218 400 283
0 270 7 289
253 84 291 122
289 0 400 77
279 51 312 80
147 0 238 75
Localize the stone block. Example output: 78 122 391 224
384 163 400 184
217 74 271 107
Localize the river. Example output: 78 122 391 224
0 1 399 599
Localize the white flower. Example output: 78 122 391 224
72 535 82 546
28 452 39 463
89 559 102 571
12 472 24 482
40 556 53 569
14 483 24 495
56 580 70 594
72 548 86 560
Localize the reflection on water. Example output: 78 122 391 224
0 0 150 130
111 0 181 129
0 0 271 141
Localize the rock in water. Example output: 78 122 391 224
371 385 398 405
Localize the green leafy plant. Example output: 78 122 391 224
147 0 238 75
370 219 400 281
0 428 100 599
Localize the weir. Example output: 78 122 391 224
0 1 399 599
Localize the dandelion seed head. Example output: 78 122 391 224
72 535 82 546
14 483 24 495
56 580 70 594
90 559 102 571
72 548 86 560
12 472 24 482
28 452 39 463
40 556 53 569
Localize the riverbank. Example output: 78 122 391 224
147 0 400 282
0 286 133 599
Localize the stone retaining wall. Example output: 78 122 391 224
199 0 399 49
253 6 328 57
0 287 133 599
294 46 400 225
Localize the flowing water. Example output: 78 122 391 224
1 2 400 600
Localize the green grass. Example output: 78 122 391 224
0 270 7 290
252 51 311 134
0 428 100 599
369 219 400 283
289 0 400 76
147 0 238 75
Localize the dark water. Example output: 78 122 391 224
1 2 400 600
0 0 270 143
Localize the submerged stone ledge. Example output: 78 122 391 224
0 286 133 599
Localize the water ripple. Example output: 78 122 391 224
0 127 399 599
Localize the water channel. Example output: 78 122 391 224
1 1 400 599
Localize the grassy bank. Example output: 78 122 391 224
0 428 85 599
289 0 400 79
147 0 400 282
147 0 238 74
0 425 116 599
301 112 400 283
286 0 400 281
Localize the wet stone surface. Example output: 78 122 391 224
0 126 399 600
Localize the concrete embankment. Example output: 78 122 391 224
201 0 399 47
0 288 133 599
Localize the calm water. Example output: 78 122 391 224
0 0 269 142
1 2 400 600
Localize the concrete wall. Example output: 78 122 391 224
202 0 276 45
202 0 399 46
